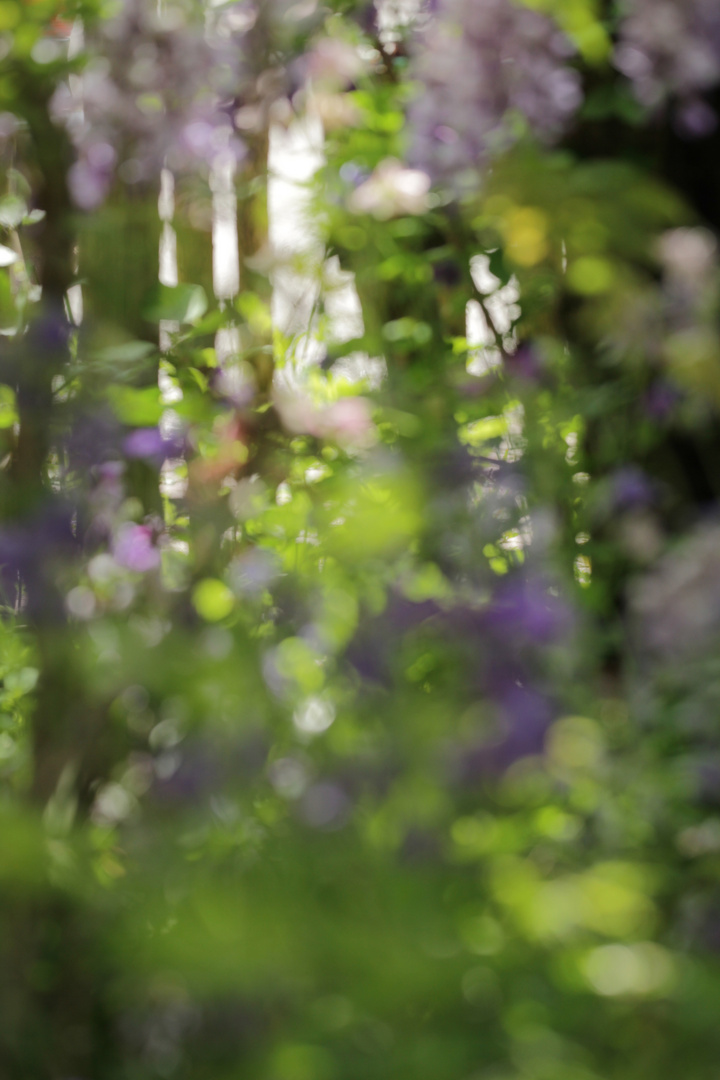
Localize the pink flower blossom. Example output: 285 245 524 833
113 524 161 573
275 392 376 449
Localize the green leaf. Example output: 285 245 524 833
4 666 38 695
0 384 18 429
460 415 507 446
0 272 16 330
107 385 163 426
174 391 214 424
92 340 156 365
0 195 27 229
6 169 30 200
21 208 45 226
83 340 157 384
236 291 272 336
143 283 208 324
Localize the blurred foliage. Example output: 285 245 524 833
2 0 720 1078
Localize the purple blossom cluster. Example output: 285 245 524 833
407 0 582 184
53 0 239 208
630 520 720 660
615 0 720 132
0 501 79 618
52 0 302 209
124 426 185 464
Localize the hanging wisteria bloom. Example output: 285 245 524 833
51 0 240 208
52 0 311 209
407 0 582 185
615 0 720 131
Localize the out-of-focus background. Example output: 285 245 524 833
3 0 720 1077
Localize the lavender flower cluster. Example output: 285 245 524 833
615 0 720 133
52 0 239 208
53 0 301 210
407 0 582 184
631 520 720 660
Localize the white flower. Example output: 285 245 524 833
275 392 376 449
348 158 431 219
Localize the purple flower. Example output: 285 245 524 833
644 380 683 421
0 501 80 619
0 112 18 143
488 575 574 644
352 2 377 35
67 410 123 472
454 685 554 781
386 594 442 633
407 0 582 184
57 0 316 209
26 307 72 354
123 427 166 460
228 549 279 597
123 426 184 463
345 632 393 687
59 0 247 206
339 162 370 187
674 97 718 137
299 781 351 830
68 143 116 211
345 594 441 686
505 342 544 381
113 523 160 573
432 446 480 489
86 461 125 543
609 466 656 513
152 741 221 806
615 0 720 108
630 520 720 659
